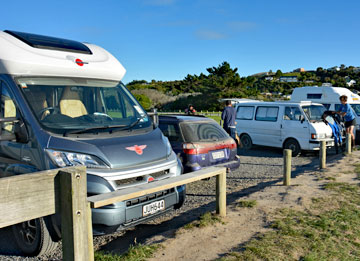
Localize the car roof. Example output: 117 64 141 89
159 114 215 123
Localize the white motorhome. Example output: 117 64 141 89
234 101 335 156
0 30 185 256
290 86 360 143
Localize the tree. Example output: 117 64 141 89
275 70 283 77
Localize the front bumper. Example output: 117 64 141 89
308 138 335 150
91 185 185 235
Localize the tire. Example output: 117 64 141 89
240 134 252 150
12 217 58 256
284 139 301 157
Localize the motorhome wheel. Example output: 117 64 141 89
12 218 57 256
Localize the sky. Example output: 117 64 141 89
1 0 360 83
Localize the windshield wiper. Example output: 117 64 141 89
63 116 147 136
114 115 146 132
63 125 127 136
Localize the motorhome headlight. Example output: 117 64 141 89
162 135 172 157
311 133 325 139
46 149 109 169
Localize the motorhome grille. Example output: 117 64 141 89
115 170 169 186
5 30 92 55
126 188 175 207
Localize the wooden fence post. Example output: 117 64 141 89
59 167 93 261
320 140 326 169
283 149 291 186
346 133 352 154
216 170 226 217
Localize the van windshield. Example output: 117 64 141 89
350 104 360 116
302 105 326 122
16 77 151 134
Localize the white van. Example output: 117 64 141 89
291 86 360 143
234 101 335 156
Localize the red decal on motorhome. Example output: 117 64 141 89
125 145 147 155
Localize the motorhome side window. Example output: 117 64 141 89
236 106 254 120
0 82 18 133
284 106 302 121
255 106 278 122
307 93 322 99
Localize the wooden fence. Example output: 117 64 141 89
0 165 227 260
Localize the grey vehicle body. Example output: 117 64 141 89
0 30 185 256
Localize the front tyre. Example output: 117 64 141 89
284 139 301 157
240 134 253 150
12 218 57 256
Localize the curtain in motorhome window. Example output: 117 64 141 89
236 106 254 120
255 106 278 122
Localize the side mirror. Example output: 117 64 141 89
0 117 29 143
0 117 18 141
300 115 305 123
14 120 29 143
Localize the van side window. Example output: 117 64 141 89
236 106 254 120
335 104 341 111
0 81 18 133
255 106 278 122
284 106 302 121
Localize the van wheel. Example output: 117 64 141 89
240 134 252 150
284 139 301 157
12 218 57 256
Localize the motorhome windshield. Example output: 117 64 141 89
16 77 151 134
302 105 326 122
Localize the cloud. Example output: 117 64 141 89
195 30 226 40
142 0 176 6
228 21 257 32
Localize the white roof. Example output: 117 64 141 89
0 31 126 81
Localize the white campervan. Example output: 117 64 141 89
290 86 360 143
234 101 335 156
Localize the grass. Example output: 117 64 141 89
95 243 161 261
219 181 360 260
183 212 225 230
236 200 257 208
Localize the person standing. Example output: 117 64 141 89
185 104 196 115
335 95 356 148
221 100 237 140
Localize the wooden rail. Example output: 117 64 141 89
0 166 92 261
0 165 227 260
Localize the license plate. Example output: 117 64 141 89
212 150 225 159
142 200 165 216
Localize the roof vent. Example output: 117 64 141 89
4 30 92 55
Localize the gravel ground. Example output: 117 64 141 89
0 146 332 261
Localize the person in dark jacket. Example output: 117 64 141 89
185 104 196 115
221 100 236 140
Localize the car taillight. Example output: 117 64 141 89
229 140 237 149
183 143 199 155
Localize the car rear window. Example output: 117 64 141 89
180 121 228 142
